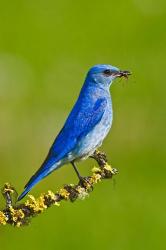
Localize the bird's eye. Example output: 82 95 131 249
103 69 111 76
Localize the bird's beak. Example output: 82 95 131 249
114 70 132 79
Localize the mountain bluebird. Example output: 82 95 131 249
18 64 131 201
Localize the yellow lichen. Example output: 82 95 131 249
44 190 60 206
76 187 89 200
58 188 70 200
82 180 92 190
3 183 15 194
38 195 47 210
90 173 101 184
25 195 47 213
46 190 56 201
92 166 102 173
0 211 8 225
9 206 25 226
76 186 85 194
54 201 60 206
16 222 22 227
103 163 114 173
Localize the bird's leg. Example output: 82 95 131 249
71 161 82 181
71 161 92 190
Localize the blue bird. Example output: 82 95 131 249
18 64 131 201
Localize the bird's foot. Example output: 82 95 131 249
78 176 93 191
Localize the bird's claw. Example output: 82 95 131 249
78 177 93 191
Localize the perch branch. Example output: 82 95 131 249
0 150 118 227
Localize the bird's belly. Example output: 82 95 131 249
73 109 113 160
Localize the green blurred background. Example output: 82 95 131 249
0 0 165 249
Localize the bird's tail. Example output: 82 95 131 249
17 157 61 201
17 175 43 201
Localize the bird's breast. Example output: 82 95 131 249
73 98 113 160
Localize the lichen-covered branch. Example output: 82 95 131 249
0 150 118 227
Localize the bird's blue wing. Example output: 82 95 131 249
50 97 107 158
18 97 107 200
30 96 107 180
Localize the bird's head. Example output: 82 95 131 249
87 64 131 88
